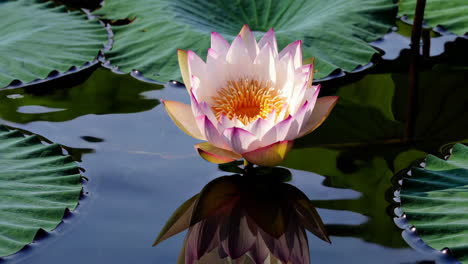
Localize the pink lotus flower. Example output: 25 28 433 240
164 25 338 166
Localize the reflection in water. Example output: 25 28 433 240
0 68 162 123
154 170 330 264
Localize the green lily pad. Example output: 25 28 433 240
0 0 108 88
399 0 468 36
0 125 83 257
400 143 468 263
95 0 397 82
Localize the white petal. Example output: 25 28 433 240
187 50 206 80
254 43 276 83
288 68 310 114
219 114 235 128
199 115 231 150
258 28 278 58
276 54 295 103
211 32 230 58
224 127 260 154
286 101 309 140
206 48 220 64
276 102 290 122
189 89 202 117
245 117 274 138
295 86 320 129
239 24 259 61
226 35 249 65
274 115 294 142
279 40 302 69
198 101 218 127
298 96 338 137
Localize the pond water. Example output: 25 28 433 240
0 28 467 263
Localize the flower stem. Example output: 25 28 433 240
405 0 426 143
243 160 254 176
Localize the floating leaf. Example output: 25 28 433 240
400 143 468 263
0 125 83 257
0 68 162 123
399 0 468 36
94 0 397 81
0 0 107 88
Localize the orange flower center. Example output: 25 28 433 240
211 78 285 125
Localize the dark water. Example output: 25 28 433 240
0 29 467 263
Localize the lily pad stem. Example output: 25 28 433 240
405 0 426 142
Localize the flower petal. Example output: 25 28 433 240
239 24 259 61
163 100 205 140
276 53 295 101
246 117 274 138
177 49 191 93
261 115 294 146
279 40 302 69
195 142 241 164
286 101 309 140
211 32 230 58
242 140 293 167
187 50 206 81
224 127 260 154
254 43 276 83
298 96 339 137
226 35 249 65
198 115 230 150
258 28 278 57
304 63 314 88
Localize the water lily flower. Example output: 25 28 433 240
153 175 330 264
163 25 338 166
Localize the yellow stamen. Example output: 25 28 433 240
211 78 285 125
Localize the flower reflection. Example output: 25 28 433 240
154 169 330 264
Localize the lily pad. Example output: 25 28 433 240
95 0 397 81
0 125 83 257
0 0 108 88
400 143 468 263
399 0 468 36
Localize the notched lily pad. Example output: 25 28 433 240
400 143 468 263
0 125 83 257
95 0 397 82
0 0 108 88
